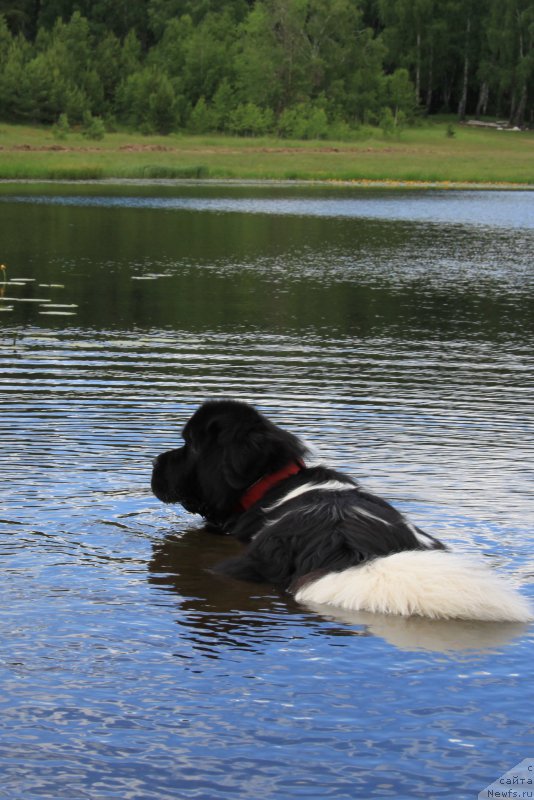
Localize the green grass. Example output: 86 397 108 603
0 122 533 185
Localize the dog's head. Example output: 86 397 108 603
151 400 307 526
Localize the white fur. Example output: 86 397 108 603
295 550 532 622
353 505 393 527
265 480 354 511
405 520 436 546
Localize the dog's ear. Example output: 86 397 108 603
221 426 270 489
189 400 307 497
220 422 306 490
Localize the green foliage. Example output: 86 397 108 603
383 68 417 122
0 35 36 120
0 15 12 66
278 103 329 140
0 0 532 134
64 85 90 125
188 97 219 133
228 103 274 136
235 1 311 111
94 32 122 109
149 11 238 106
326 118 354 141
379 106 396 137
211 79 236 130
117 67 177 132
82 111 106 139
52 112 70 139
148 73 177 134
121 29 141 74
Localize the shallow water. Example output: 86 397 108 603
0 183 533 800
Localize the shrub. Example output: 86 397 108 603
227 103 274 136
380 106 405 138
52 112 70 140
188 97 219 133
64 85 91 125
278 103 329 140
327 119 353 141
82 111 105 140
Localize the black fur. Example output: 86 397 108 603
151 400 445 591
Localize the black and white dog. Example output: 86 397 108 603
151 400 531 622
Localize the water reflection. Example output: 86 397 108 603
149 529 369 653
149 530 527 655
1 187 532 339
0 185 533 800
302 604 528 653
2 185 533 228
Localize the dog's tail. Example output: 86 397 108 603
294 550 532 622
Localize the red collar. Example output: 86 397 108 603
237 461 305 512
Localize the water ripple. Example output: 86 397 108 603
0 187 532 800
2 189 533 229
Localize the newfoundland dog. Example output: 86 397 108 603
151 400 531 622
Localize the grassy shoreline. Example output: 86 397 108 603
0 122 533 186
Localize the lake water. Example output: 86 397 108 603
0 182 533 800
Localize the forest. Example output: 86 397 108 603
0 0 532 138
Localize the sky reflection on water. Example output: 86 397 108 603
0 185 533 800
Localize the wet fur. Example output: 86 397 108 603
151 400 531 622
